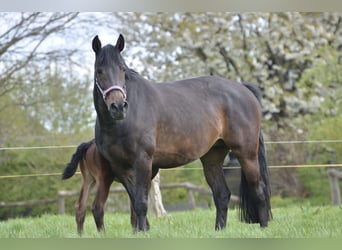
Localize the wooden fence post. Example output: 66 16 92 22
187 189 196 209
327 169 342 205
57 191 66 214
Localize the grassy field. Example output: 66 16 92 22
0 205 342 238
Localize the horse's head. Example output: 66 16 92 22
92 34 128 120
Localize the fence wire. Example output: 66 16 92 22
1 164 342 179
1 139 342 151
1 140 342 179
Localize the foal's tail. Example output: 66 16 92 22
62 139 94 180
239 83 272 224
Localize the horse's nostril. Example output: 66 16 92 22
110 102 119 111
110 102 127 112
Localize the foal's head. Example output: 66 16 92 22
92 34 128 120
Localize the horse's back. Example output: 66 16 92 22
150 75 261 168
158 75 259 108
155 75 261 127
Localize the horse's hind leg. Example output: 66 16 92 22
75 162 95 235
234 146 270 227
92 176 113 232
200 143 230 230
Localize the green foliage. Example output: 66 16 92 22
295 116 342 206
296 46 342 118
292 47 342 206
0 50 94 219
307 117 342 164
0 145 85 219
296 168 333 205
115 13 342 131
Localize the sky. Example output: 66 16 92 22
0 13 135 80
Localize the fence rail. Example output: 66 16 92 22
0 199 56 208
56 182 239 214
1 171 342 211
0 182 239 214
1 140 342 212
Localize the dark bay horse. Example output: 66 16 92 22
91 34 271 232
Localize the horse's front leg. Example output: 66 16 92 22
129 202 138 232
120 171 150 233
134 151 153 232
129 201 150 233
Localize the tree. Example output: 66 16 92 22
113 12 342 200
0 13 97 219
0 12 170 218
0 12 108 145
0 13 79 101
114 12 342 134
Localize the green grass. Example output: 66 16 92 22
1 206 342 238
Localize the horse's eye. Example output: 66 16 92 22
97 69 103 75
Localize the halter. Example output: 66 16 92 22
95 80 127 101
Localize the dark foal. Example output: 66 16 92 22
62 140 114 235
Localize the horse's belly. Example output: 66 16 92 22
154 105 224 168
153 135 216 168
152 150 197 168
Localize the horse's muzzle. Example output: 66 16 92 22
109 101 128 120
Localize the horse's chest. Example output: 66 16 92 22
98 135 135 165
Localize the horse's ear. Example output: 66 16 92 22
92 35 102 54
116 34 125 52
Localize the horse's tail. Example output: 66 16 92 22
243 82 262 106
62 139 94 180
239 82 272 224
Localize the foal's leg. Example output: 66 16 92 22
91 176 113 232
75 162 95 235
200 145 230 230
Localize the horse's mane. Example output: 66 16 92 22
97 45 119 65
125 67 146 83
